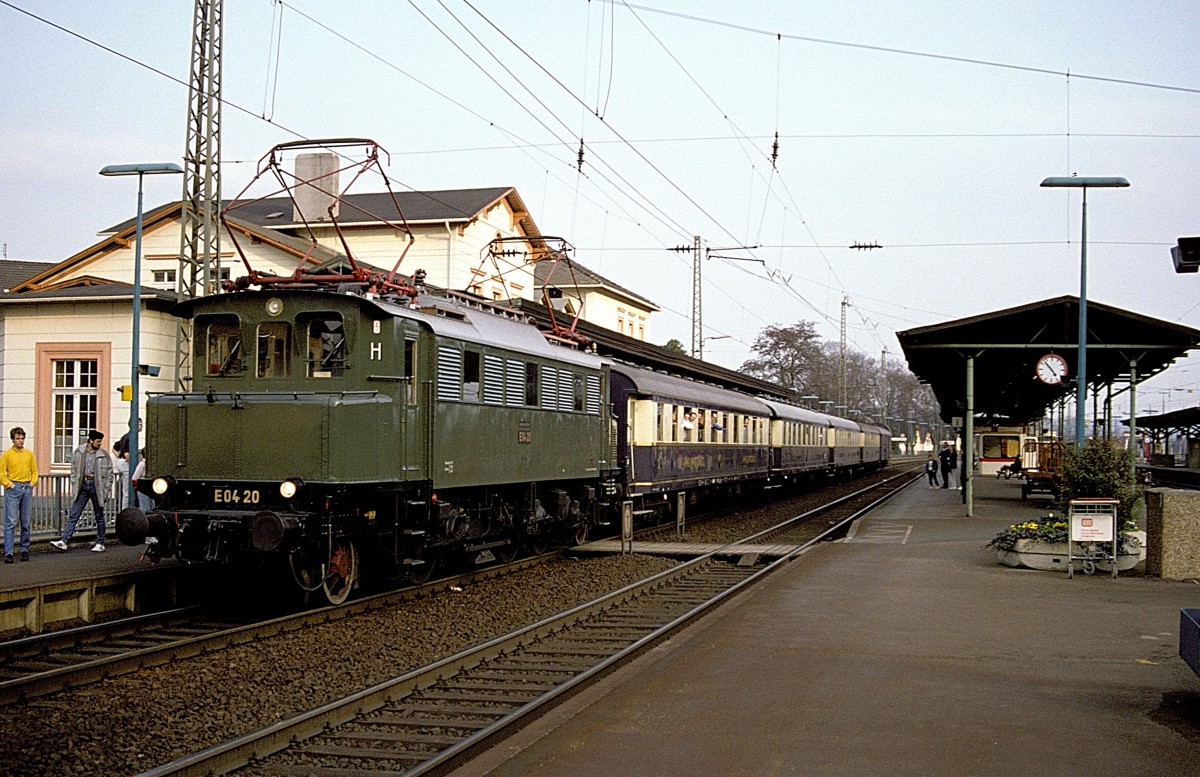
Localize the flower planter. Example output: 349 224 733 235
997 538 1141 572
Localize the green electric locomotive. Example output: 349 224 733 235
119 287 616 604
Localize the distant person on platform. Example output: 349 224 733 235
114 418 143 460
0 427 39 563
51 430 114 553
924 453 940 489
938 442 955 490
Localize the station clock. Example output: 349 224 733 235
1035 353 1069 385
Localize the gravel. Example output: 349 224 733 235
4 466 909 777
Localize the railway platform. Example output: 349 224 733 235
0 538 185 637
0 540 166 591
452 474 1200 777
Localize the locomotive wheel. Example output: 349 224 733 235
495 535 520 563
320 538 359 606
526 531 549 555
408 552 439 585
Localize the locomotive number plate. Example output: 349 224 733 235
214 488 261 505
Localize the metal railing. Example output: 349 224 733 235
1 473 127 542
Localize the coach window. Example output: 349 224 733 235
403 338 417 402
463 351 481 402
204 317 243 376
525 363 539 405
305 316 346 378
257 321 290 377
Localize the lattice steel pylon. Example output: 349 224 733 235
175 0 224 391
690 235 701 357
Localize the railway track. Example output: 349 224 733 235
0 556 550 708
138 470 917 776
0 467 913 709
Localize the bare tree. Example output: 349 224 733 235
739 322 823 397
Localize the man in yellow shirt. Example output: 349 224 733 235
1 427 39 563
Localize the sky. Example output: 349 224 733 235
2 0 1199 417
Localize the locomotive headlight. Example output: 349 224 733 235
279 479 301 499
152 477 170 495
265 297 284 316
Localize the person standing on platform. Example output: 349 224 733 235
924 453 940 488
0 427 38 563
938 442 955 489
51 430 114 553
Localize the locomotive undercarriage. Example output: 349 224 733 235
120 475 614 606
401 479 604 584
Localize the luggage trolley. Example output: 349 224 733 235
1066 498 1120 579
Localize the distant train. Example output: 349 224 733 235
975 425 1037 477
117 285 889 606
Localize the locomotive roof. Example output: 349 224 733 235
179 288 606 370
608 362 772 415
376 294 605 370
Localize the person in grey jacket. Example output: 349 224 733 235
50 430 115 552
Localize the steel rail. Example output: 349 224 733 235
137 471 923 776
0 555 551 706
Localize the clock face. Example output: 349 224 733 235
1036 354 1068 385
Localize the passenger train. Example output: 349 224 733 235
116 281 889 605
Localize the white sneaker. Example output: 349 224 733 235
50 539 68 551
91 543 106 553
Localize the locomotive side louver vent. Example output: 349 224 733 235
558 371 575 411
437 346 462 401
587 375 601 415
505 359 525 405
483 355 505 404
541 366 558 410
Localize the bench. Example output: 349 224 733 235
996 464 1024 480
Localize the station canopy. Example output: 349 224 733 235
897 296 1200 424
1123 405 1200 437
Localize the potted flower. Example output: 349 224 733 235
987 515 1142 571
987 439 1144 572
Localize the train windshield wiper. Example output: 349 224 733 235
320 336 345 368
218 340 242 375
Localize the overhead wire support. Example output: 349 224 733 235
176 0 224 392
849 241 882 251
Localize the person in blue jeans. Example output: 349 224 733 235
51 430 114 553
0 426 39 563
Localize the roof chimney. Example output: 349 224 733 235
294 153 340 222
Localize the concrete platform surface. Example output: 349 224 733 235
453 476 1200 777
0 541 171 593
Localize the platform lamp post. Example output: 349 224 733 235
99 162 183 507
1040 176 1130 451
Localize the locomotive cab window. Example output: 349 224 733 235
203 317 243 376
304 315 346 378
257 321 291 378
